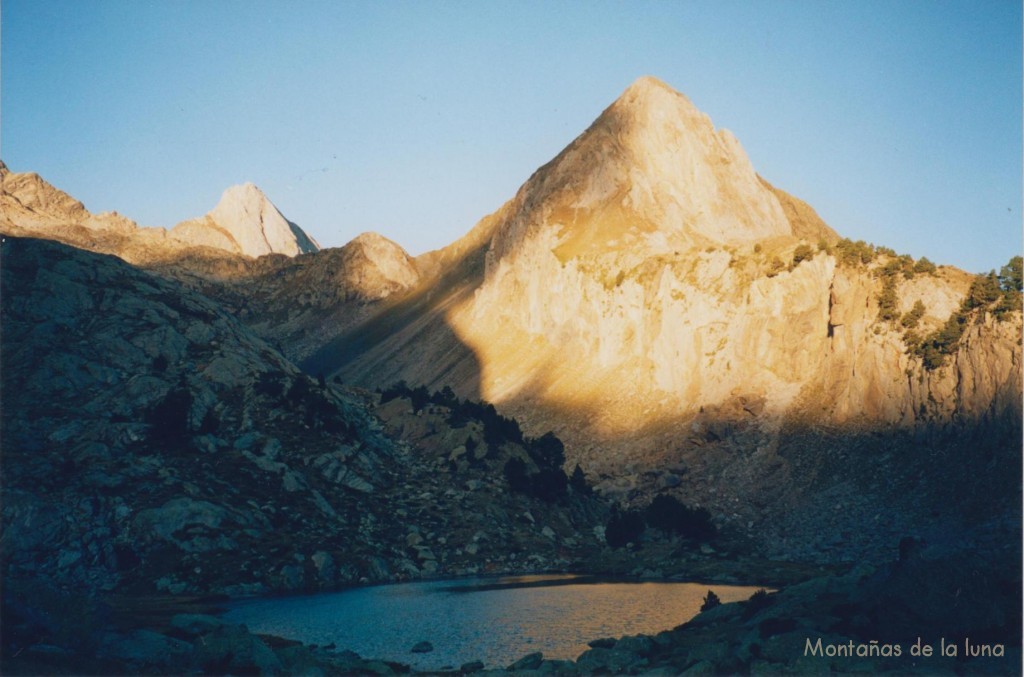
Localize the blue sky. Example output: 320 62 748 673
3 0 1020 273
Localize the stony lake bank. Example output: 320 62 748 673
1 546 810 675
4 535 1020 675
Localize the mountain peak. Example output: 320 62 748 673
605 75 704 131
211 182 272 221
171 183 319 258
484 77 793 264
618 76 675 98
217 182 264 203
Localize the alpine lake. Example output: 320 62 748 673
222 574 764 671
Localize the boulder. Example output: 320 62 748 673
97 629 193 667
169 614 226 638
193 624 282 675
575 646 647 673
508 651 544 670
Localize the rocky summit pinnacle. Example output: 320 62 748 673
171 183 319 258
481 77 795 270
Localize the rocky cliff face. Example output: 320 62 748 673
0 235 376 595
324 77 1019 440
315 77 1021 561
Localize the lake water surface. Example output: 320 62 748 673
222 575 762 670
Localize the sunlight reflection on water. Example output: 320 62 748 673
222 574 762 670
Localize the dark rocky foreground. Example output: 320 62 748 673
3 540 1019 675
0 235 618 598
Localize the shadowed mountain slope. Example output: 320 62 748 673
0 235 616 601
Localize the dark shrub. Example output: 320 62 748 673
965 272 1002 310
198 407 219 435
503 455 567 502
379 380 410 404
254 373 284 398
742 589 774 620
149 384 193 442
700 590 721 612
913 257 937 274
434 385 457 407
530 432 565 470
644 495 716 541
570 464 592 495
606 509 646 549
448 406 468 428
835 238 877 266
483 408 523 447
530 467 568 501
408 385 430 413
999 255 1023 293
876 276 899 322
286 376 313 405
900 300 926 329
995 290 1023 319
914 310 967 369
791 244 814 267
503 457 530 493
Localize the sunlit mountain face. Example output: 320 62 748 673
303 77 1020 563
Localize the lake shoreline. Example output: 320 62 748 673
6 546 1017 675
220 574 771 670
1 557 812 674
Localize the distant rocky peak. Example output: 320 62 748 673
210 183 320 257
0 163 90 225
171 183 319 258
349 231 410 257
344 231 420 290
